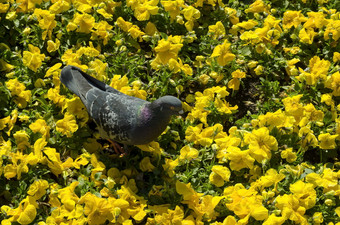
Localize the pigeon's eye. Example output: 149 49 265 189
170 106 175 110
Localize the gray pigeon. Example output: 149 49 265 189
60 65 182 148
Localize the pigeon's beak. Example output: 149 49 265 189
178 109 184 115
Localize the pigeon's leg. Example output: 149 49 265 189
108 139 126 156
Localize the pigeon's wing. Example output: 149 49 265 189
60 66 123 101
85 88 146 143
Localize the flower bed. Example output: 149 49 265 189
0 0 340 224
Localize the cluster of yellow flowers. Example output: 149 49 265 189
1 0 340 224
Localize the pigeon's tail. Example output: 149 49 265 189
60 66 92 98
60 65 109 99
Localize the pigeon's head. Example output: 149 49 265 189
152 96 183 116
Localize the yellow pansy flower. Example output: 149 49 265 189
139 157 155 172
298 27 316 44
162 158 179 177
318 133 338 149
333 52 340 63
209 165 230 187
71 13 95 33
56 113 78 137
27 179 49 200
208 21 226 39
42 147 74 176
281 148 297 163
47 39 60 53
13 130 30 150
245 127 278 163
0 3 9 13
22 44 45 72
245 0 269 14
161 0 184 20
29 119 50 137
282 10 306 30
181 6 200 31
211 40 235 66
127 0 159 21
226 146 255 171
49 0 71 14
179 145 199 161
33 8 56 40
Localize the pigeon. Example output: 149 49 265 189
60 65 183 152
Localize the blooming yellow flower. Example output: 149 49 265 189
275 194 308 224
47 39 60 53
42 147 74 175
137 141 163 156
282 94 304 122
225 7 239 24
139 157 155 172
115 185 147 222
78 192 111 225
333 52 340 63
252 169 285 191
127 0 159 21
179 145 199 161
13 130 30 150
47 87 66 108
313 212 323 224
91 21 113 45
16 0 43 12
281 148 297 163
45 63 62 86
211 40 235 66
236 19 258 30
0 59 14 72
254 64 264 75
298 126 318 148
161 0 184 20
282 10 306 30
290 180 316 209
56 113 78 137
0 3 9 13
71 13 95 33
1 196 38 224
116 17 145 41
263 214 285 225
27 179 49 200
228 69 246 90
0 109 18 135
29 119 50 138
150 205 184 224
226 146 255 171
224 184 268 223
303 11 328 29
245 0 269 14
325 71 340 96
33 8 56 39
318 133 338 149
208 21 226 39
298 27 316 44
162 158 179 177
209 165 230 187
22 44 45 72
181 6 200 31
176 181 222 220
245 127 278 163
4 152 38 179
49 0 71 14
168 58 193 75
65 97 89 127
